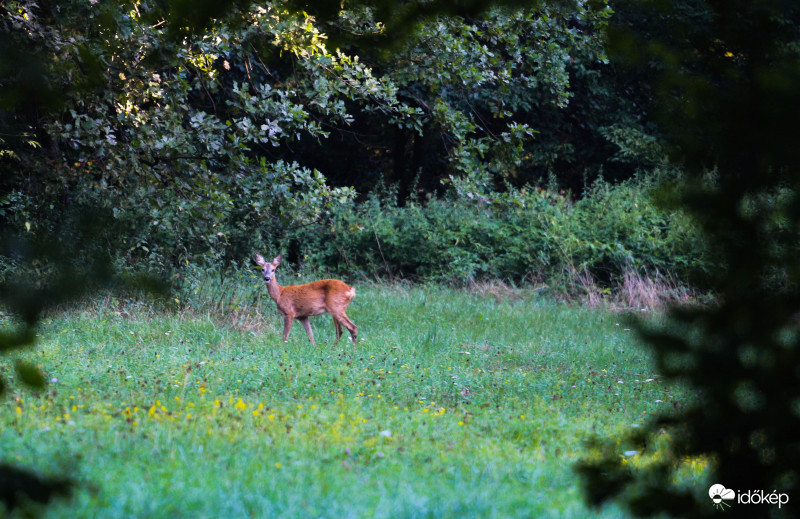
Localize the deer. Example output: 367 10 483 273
254 253 357 346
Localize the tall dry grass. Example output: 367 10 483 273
562 266 695 311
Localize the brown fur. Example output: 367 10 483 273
255 254 357 346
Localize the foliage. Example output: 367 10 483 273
380 5 593 192
2 0 670 271
293 174 704 289
0 209 117 512
311 1 664 197
576 1 800 517
2 0 680 278
2 1 409 270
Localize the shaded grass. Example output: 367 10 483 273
0 285 698 518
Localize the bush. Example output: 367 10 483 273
2 163 707 294
293 175 707 289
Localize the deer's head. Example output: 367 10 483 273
254 253 281 283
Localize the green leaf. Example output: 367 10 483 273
15 361 46 390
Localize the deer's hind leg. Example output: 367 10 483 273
332 311 357 344
332 316 343 346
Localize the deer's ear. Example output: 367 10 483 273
272 254 282 267
254 254 266 266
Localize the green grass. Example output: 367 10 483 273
1 284 698 518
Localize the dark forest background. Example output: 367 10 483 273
1 0 705 289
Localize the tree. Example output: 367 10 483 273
296 1 659 200
3 0 631 271
577 1 800 517
2 0 423 272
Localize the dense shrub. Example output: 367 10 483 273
293 175 707 288
0 154 706 292
1 168 707 292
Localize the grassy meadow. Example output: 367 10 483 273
0 281 704 518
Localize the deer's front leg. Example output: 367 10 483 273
282 314 294 341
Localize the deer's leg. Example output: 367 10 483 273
299 317 316 345
344 315 357 344
282 314 294 342
333 316 343 346
333 312 357 344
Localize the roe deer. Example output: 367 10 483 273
254 254 357 346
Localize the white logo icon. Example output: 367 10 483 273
709 484 736 510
